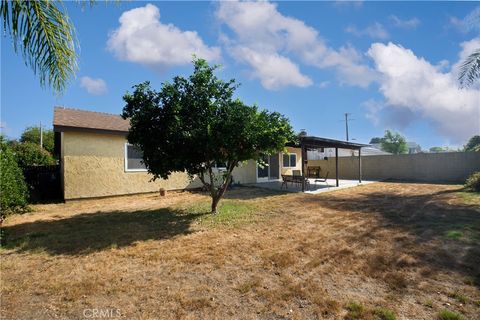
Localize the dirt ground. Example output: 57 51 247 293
1 182 479 320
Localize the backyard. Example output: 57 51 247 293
1 182 479 320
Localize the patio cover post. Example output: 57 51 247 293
301 143 306 192
335 147 339 187
358 148 362 183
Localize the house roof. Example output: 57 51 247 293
53 107 130 133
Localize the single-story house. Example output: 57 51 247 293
53 107 365 200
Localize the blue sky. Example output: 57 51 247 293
2 1 479 149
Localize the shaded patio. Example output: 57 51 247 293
248 179 376 194
289 136 369 192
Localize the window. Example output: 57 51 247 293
283 153 297 168
214 161 227 170
125 144 147 172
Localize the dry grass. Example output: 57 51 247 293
1 183 479 319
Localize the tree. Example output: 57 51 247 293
122 59 294 213
464 135 480 152
429 146 446 153
459 49 480 87
380 130 407 155
11 142 56 168
0 137 28 219
20 126 55 154
369 137 384 144
1 0 77 94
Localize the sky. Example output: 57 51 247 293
1 1 480 150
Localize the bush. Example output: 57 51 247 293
465 171 480 192
437 309 464 320
10 141 55 168
0 139 29 218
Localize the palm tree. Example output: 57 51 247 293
459 49 480 88
1 0 78 94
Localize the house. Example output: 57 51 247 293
53 107 365 200
53 107 305 200
407 142 422 154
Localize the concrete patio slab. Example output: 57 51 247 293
247 179 376 194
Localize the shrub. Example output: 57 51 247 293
0 138 29 218
345 301 365 319
437 309 464 320
10 141 55 168
465 171 480 192
373 307 396 320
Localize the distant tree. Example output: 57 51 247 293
464 135 480 152
20 126 54 154
0 137 28 219
11 142 55 168
122 59 294 213
380 130 408 155
429 146 446 153
369 137 384 144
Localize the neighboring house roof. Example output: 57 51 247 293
53 107 129 133
360 147 391 156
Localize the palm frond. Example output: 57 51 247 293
459 48 480 88
1 0 78 94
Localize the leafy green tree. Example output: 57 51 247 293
0 137 28 218
122 59 294 213
464 135 480 152
20 126 55 154
380 130 408 155
369 137 384 144
1 0 77 94
11 142 55 168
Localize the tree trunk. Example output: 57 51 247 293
211 196 220 214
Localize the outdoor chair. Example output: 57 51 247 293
292 170 302 187
314 171 329 188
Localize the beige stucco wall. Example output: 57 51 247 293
62 131 203 200
307 152 480 183
281 147 302 175
231 160 257 184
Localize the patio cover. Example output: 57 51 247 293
288 136 369 191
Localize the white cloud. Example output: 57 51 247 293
80 76 107 95
107 4 220 70
345 22 389 40
366 41 480 142
216 1 377 90
229 46 312 90
362 99 385 125
318 81 330 88
449 6 480 33
389 15 420 29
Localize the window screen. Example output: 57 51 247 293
126 144 146 171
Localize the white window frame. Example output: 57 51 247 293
124 143 148 172
282 153 297 168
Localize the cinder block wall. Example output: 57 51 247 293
308 152 480 183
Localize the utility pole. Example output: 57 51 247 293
40 121 43 149
342 113 354 141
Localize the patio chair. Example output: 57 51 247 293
292 170 302 187
314 171 329 187
281 174 293 189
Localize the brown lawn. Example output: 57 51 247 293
1 182 479 320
